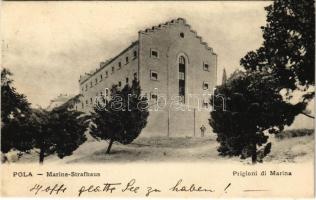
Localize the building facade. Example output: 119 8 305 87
77 18 217 137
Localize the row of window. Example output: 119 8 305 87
82 51 138 92
81 75 137 109
149 71 209 90
82 71 137 93
149 71 210 82
148 92 209 107
81 89 109 109
151 49 211 72
81 82 210 109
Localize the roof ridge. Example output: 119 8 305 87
138 17 213 52
79 41 139 84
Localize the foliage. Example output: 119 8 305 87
1 68 89 163
210 71 305 163
210 0 314 163
275 129 314 140
240 0 315 100
90 78 149 154
1 68 33 154
29 106 89 164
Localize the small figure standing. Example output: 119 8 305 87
200 125 206 137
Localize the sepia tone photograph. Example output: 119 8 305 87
1 0 315 198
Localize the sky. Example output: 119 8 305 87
3 1 272 108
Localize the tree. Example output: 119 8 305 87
90 78 149 154
1 68 33 155
240 0 315 116
1 69 89 164
210 70 304 163
222 68 227 85
210 0 314 163
30 98 89 164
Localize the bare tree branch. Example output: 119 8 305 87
300 111 315 119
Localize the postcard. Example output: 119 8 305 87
1 0 315 198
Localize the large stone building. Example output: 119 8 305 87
77 18 217 137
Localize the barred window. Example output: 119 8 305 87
179 72 185 80
150 92 158 101
150 49 159 58
133 51 137 59
203 82 209 90
203 63 209 71
150 71 158 80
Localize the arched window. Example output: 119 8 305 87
179 56 186 103
179 56 185 65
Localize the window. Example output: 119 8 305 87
180 32 184 38
125 57 129 64
126 77 129 84
112 66 115 73
133 51 137 59
179 56 186 103
203 63 209 71
203 81 209 90
82 102 84 109
179 72 185 80
86 100 88 105
202 99 209 108
150 71 158 80
105 71 108 78
95 78 98 85
150 49 159 58
100 74 103 80
118 81 122 87
90 81 93 88
118 62 122 69
90 98 93 104
150 92 158 101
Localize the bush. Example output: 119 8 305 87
275 129 314 140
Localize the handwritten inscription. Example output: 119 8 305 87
28 179 230 197
121 179 140 193
78 183 121 197
169 179 215 193
30 184 67 195
146 186 161 197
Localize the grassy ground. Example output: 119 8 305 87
265 134 314 163
10 130 313 164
